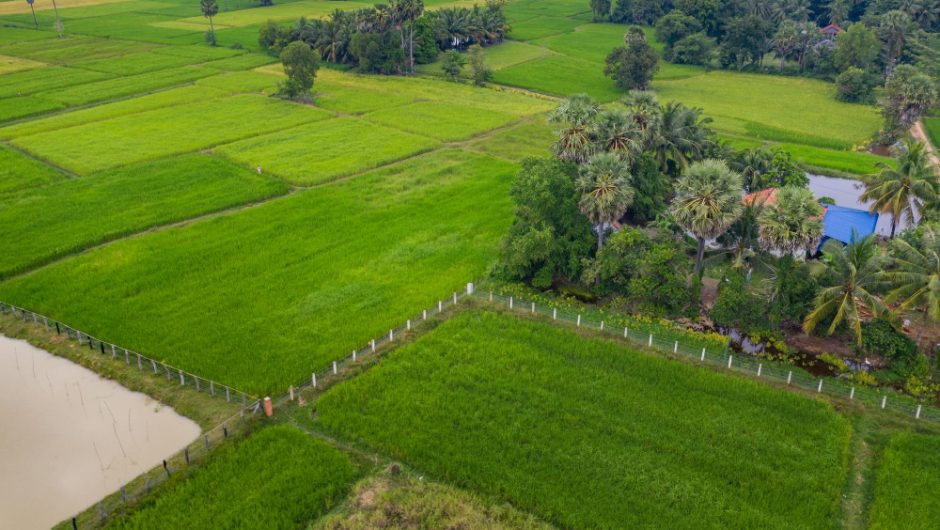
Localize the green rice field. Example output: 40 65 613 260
0 144 63 194
868 432 940 529
316 310 853 529
0 155 288 279
111 425 356 529
0 150 515 394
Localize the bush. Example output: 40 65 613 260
861 319 918 370
669 33 715 66
835 67 878 103
710 270 767 332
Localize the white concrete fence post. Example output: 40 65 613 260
576 314 581 327
312 373 317 388
371 339 376 352
787 371 793 385
423 309 427 320
352 350 357 362
289 386 294 401
757 363 762 377
849 387 855 400
553 308 557 320
407 320 411 331
453 292 457 305
389 329 394 341
673 341 678 353
509 297 513 309
881 395 887 409
700 348 706 361
648 334 653 347
727 355 733 369
600 321 605 331
332 361 337 375
817 379 823 393
916 405 922 419
624 327 629 338
467 283 474 295
531 302 535 314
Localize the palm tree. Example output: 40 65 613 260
860 139 939 238
655 101 715 176
200 0 219 46
879 10 915 74
590 109 642 162
884 228 940 326
576 153 635 250
622 91 662 149
900 0 940 29
803 236 888 345
548 95 599 164
671 159 744 275
758 186 824 256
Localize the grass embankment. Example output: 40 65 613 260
868 432 940 529
108 425 356 530
316 310 853 529
0 310 239 430
0 150 516 394
0 155 288 279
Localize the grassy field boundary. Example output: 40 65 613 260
471 289 940 425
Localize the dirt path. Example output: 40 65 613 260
912 120 939 167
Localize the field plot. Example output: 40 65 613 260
0 150 516 393
110 425 356 529
363 101 518 142
0 144 63 194
0 54 43 74
493 53 622 102
0 155 287 279
868 432 940 529
0 0 131 15
468 117 553 162
0 65 110 98
217 117 439 185
316 310 852 529
0 85 227 140
160 0 371 29
12 94 331 173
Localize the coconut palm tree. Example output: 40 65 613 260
591 109 642 162
548 95 599 164
884 227 940 323
622 91 662 147
804 236 888 344
758 186 824 256
576 153 635 250
860 139 939 238
200 0 219 46
671 159 744 275
655 101 715 176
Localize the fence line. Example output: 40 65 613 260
469 290 940 425
0 301 263 529
0 301 254 406
282 284 474 403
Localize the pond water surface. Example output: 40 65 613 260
0 334 200 530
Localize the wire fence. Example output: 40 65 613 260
469 289 940 425
0 301 262 529
282 286 472 404
0 301 254 407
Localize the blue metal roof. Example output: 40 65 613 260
821 205 879 246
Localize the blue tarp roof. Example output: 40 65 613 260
821 204 879 246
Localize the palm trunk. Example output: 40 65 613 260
596 224 605 251
408 24 415 74
890 215 898 239
209 16 215 45
695 237 705 276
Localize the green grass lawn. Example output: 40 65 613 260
12 94 332 174
0 144 63 194
0 154 288 279
0 150 516 394
110 425 356 529
217 117 440 185
316 310 852 529
868 432 940 529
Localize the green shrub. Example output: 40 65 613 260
710 270 767 332
861 319 917 366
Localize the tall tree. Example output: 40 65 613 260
880 64 938 142
590 109 642 162
654 101 715 175
278 41 320 100
772 20 803 67
834 22 880 71
879 9 915 74
468 43 491 86
757 186 824 256
576 153 635 250
200 0 219 46
861 139 939 238
671 159 744 275
604 28 659 91
803 236 888 345
549 95 599 164
884 226 940 323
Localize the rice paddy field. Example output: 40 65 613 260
110 425 357 529
2 0 939 528
315 310 853 529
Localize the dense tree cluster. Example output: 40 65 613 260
593 0 940 143
259 0 508 75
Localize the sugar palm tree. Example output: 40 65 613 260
671 159 744 275
622 91 662 148
590 109 642 162
879 10 915 73
655 101 715 176
884 227 940 323
200 0 219 46
758 186 824 256
548 95 599 164
576 153 635 250
803 235 888 345
860 139 939 238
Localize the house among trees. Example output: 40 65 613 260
744 187 878 251
820 24 843 41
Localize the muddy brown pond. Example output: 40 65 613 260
0 334 200 530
